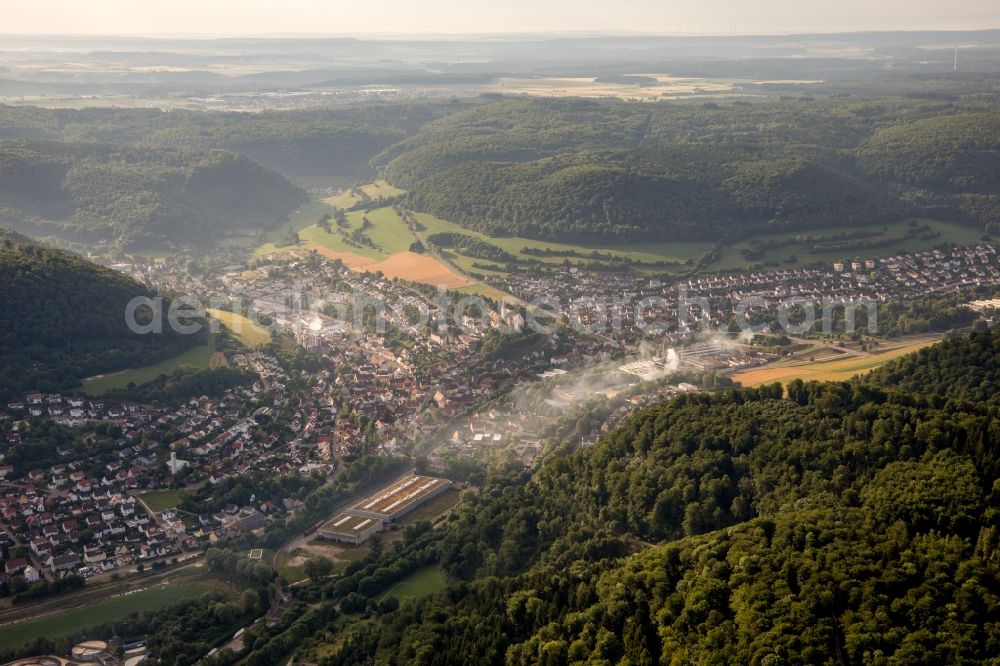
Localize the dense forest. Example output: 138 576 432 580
393 97 999 242
0 229 203 399
1 96 997 247
0 140 306 248
0 101 476 186
231 328 1000 665
861 327 1000 402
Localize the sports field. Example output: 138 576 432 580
732 339 940 387
207 308 272 348
0 583 211 653
81 342 215 395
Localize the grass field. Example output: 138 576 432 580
252 199 482 290
378 565 446 602
207 308 272 348
140 489 186 512
414 214 983 278
711 219 984 273
732 339 940 387
412 211 709 274
275 549 308 585
452 283 511 302
324 180 406 209
0 583 211 653
255 205 413 261
81 342 215 395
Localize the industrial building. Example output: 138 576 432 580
349 475 452 522
316 474 451 545
318 512 384 545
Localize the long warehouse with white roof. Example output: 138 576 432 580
317 474 451 544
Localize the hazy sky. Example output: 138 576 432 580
1 0 998 36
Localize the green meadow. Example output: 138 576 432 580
81 342 215 395
412 211 709 274
255 202 412 261
140 489 187 512
207 308 272 348
324 180 406 209
0 583 214 653
378 565 446 602
711 219 984 272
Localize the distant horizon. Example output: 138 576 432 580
2 0 1000 38
1 27 1000 42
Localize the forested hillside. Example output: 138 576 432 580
861 327 1000 402
408 152 898 241
0 230 203 399
2 97 997 246
0 140 306 248
391 98 998 242
0 101 476 185
244 329 1000 665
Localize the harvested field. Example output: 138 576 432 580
351 252 473 289
732 338 941 387
311 247 380 267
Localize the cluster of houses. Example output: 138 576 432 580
0 350 323 591
496 244 1000 340
196 262 602 459
6 394 137 429
0 479 178 590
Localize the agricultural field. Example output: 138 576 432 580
358 252 473 288
411 211 709 275
485 75 738 99
140 489 187 512
207 308 272 348
377 564 446 602
255 198 332 251
452 282 511 302
255 205 412 261
710 219 985 273
252 197 487 290
325 180 406 209
412 213 986 278
80 342 215 395
0 582 216 653
732 338 941 387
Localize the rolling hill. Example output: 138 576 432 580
0 229 204 400
0 140 307 249
384 98 996 243
407 152 899 242
0 101 478 187
258 329 1000 664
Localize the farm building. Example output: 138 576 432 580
348 475 452 522
318 512 384 545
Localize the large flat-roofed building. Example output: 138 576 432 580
349 475 452 522
314 475 451 545
318 512 384 545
